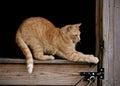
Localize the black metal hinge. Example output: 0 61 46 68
100 40 104 49
79 68 104 85
80 68 104 80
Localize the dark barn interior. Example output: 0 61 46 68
0 0 96 59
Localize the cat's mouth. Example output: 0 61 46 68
73 39 81 44
73 40 80 44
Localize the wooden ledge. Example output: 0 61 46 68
0 58 95 65
0 58 97 85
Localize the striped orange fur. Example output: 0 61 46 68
16 17 99 73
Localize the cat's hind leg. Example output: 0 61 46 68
33 48 55 60
29 40 55 60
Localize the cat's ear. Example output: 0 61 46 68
75 23 82 28
67 25 74 32
67 23 82 32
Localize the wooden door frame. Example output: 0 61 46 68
96 0 103 67
96 0 104 86
102 0 120 86
96 0 120 86
0 0 104 85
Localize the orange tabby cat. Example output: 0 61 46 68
16 17 99 73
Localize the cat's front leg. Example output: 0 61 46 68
68 52 99 64
83 54 99 64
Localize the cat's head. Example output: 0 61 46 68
61 23 81 44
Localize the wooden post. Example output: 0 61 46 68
103 0 120 86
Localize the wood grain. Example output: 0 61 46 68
103 0 120 86
0 58 97 85
113 0 120 85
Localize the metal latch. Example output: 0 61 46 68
80 68 104 79
80 68 104 86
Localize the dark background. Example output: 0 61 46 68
0 0 96 58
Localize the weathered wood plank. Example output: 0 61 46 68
103 0 120 86
108 3 114 85
114 0 120 86
0 58 90 64
103 0 110 86
0 58 97 85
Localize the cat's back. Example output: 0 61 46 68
17 16 56 39
20 17 55 29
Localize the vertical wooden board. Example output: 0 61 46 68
103 0 115 86
103 0 120 86
108 0 114 85
103 0 109 85
95 0 100 57
0 62 97 85
114 0 120 85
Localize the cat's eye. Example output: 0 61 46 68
75 34 79 37
75 35 78 36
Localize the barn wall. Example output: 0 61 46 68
103 0 120 86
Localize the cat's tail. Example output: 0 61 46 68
16 31 33 74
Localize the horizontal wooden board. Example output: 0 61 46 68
0 58 97 85
0 58 91 64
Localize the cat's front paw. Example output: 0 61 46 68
89 55 99 64
93 57 99 64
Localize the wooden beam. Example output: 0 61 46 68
0 58 97 85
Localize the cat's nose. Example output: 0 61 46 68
78 37 80 41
